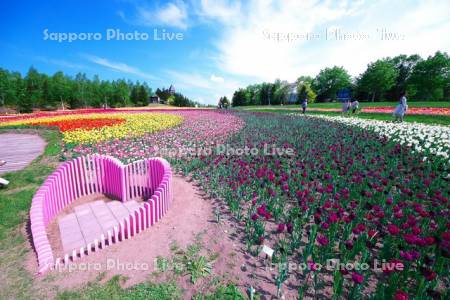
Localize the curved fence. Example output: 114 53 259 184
30 155 172 273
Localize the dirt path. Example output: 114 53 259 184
25 175 300 299
0 133 47 174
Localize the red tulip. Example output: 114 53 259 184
368 230 378 239
395 290 409 300
317 235 329 246
421 269 437 281
351 272 364 284
387 224 401 235
286 223 293 234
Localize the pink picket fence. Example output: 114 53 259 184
30 155 172 273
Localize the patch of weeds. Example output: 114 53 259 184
57 275 181 300
208 251 220 262
193 283 247 300
155 241 214 284
155 256 169 272
185 255 212 284
186 242 202 257
169 241 179 252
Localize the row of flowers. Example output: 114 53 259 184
185 112 448 298
63 110 448 298
0 112 183 144
68 111 245 163
301 114 450 161
362 107 450 116
0 108 211 124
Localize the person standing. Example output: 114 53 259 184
301 98 308 114
342 100 350 114
351 99 359 114
393 92 408 122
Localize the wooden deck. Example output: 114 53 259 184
0 133 47 174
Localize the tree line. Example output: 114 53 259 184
0 67 198 112
232 51 450 106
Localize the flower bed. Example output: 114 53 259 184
307 114 450 160
70 111 244 163
44 110 449 297
183 113 448 298
362 107 450 116
83 111 447 298
0 112 183 144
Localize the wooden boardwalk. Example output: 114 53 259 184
0 133 47 174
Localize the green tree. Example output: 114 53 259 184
385 54 421 101
130 84 140 106
312 66 351 101
167 95 176 106
49 71 70 109
297 82 317 103
100 80 113 107
407 51 450 101
232 88 248 107
89 75 103 107
137 84 149 106
272 79 290 105
40 76 51 108
72 72 89 108
296 76 316 103
357 59 398 101
218 96 230 108
20 67 42 112
0 69 15 108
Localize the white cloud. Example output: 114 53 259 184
155 1 188 29
165 69 241 104
126 1 189 30
84 54 158 80
117 0 450 104
197 0 450 81
195 0 241 23
210 74 224 82
165 70 212 89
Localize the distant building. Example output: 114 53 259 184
168 84 176 95
286 82 297 104
149 95 160 104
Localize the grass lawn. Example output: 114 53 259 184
0 128 61 299
240 108 450 125
237 103 450 126
236 101 450 110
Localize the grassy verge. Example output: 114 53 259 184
235 101 450 110
0 129 61 240
0 128 62 299
57 276 182 300
242 108 450 125
57 239 246 300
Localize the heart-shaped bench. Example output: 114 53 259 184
30 155 172 273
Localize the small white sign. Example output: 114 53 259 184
261 245 274 258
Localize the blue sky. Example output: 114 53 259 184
1 0 449 104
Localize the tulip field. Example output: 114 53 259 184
1 108 449 299
179 112 449 299
0 111 183 144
